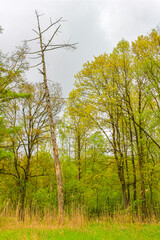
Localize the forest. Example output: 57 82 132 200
0 21 160 225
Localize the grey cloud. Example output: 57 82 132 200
1 0 160 97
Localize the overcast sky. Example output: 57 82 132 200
0 0 160 97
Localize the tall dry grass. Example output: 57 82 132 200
0 205 159 231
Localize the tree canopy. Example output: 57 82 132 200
0 25 160 221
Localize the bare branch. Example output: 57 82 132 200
26 50 42 55
50 17 52 25
0 171 18 178
24 37 39 43
29 62 42 68
35 10 44 18
43 25 61 51
38 68 44 75
29 173 51 177
44 44 77 52
41 17 62 34
28 55 42 60
49 43 78 49
32 28 39 36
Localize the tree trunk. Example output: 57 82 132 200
42 55 63 217
138 87 147 219
19 180 26 222
149 183 154 217
112 122 129 208
129 121 137 204
118 165 129 208
77 133 81 181
37 14 64 217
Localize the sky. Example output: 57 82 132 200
0 0 160 97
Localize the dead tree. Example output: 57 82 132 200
25 10 77 217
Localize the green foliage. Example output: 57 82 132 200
0 25 160 221
61 27 160 217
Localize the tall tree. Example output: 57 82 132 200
2 82 63 220
68 30 160 217
25 11 77 217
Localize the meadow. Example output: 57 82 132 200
0 215 160 240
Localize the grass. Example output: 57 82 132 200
0 224 160 240
0 216 160 240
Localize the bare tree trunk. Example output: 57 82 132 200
36 12 64 217
26 11 77 218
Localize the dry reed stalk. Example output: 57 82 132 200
0 209 159 231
